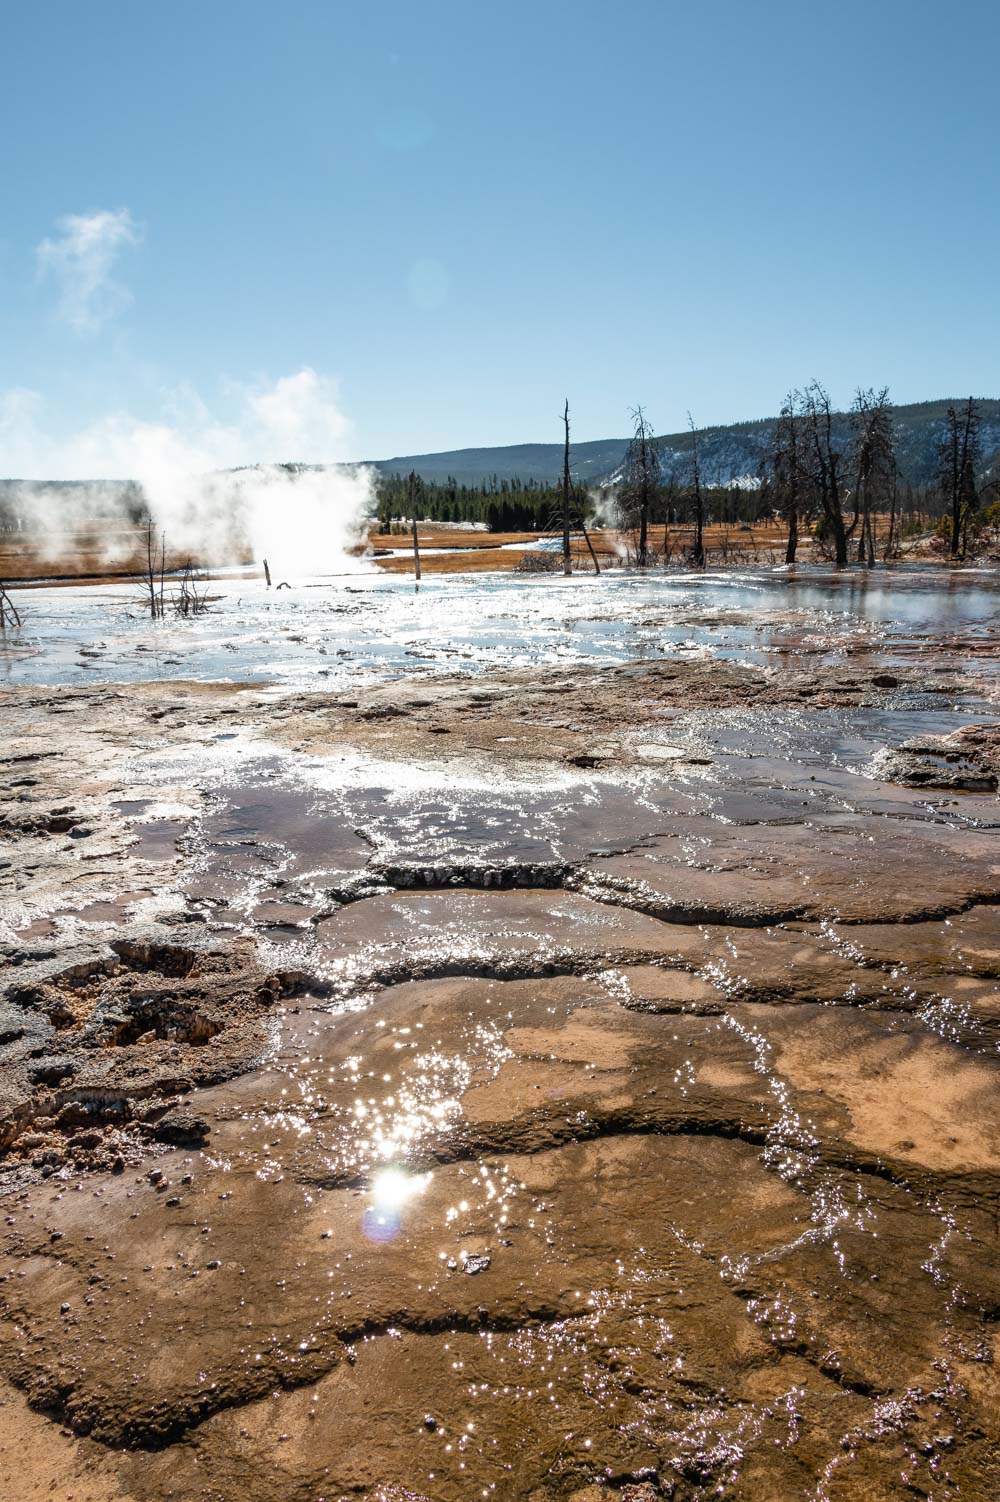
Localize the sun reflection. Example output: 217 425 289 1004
363 1166 431 1241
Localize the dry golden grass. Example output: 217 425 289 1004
372 522 802 574
2 515 920 588
0 524 253 586
368 527 537 551
375 547 536 574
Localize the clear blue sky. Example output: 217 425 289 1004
2 0 998 473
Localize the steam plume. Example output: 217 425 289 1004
0 369 375 576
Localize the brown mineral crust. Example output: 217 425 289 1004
1 647 999 1500
879 721 1000 791
0 935 305 1183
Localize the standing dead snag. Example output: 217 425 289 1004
850 388 896 566
940 398 982 559
687 412 705 568
175 563 210 616
764 394 804 564
617 406 660 567
143 519 166 619
0 581 22 630
407 470 421 582
561 399 572 576
800 381 854 567
558 401 600 574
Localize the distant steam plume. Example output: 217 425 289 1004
36 209 141 334
0 369 375 576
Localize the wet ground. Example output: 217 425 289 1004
2 564 999 689
0 567 998 1500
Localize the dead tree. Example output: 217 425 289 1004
800 382 854 567
560 401 600 574
764 394 804 564
143 519 166 618
850 387 896 566
617 406 660 567
561 399 572 576
940 398 981 558
687 413 705 568
0 582 21 629
577 510 601 573
175 563 210 616
407 470 421 581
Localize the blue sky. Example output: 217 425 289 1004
2 0 998 473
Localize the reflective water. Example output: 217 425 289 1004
3 564 998 688
2 565 998 1500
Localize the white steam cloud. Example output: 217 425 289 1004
36 209 141 334
0 368 376 576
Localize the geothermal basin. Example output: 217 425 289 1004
0 565 998 1501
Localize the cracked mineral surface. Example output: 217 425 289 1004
0 567 998 1500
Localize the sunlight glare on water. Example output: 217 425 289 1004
3 565 998 688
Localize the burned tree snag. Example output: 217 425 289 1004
0 582 21 629
407 470 422 582
618 406 660 568
562 399 572 576
688 413 705 568
940 398 981 559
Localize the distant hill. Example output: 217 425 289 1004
3 400 998 520
368 438 628 488
371 398 1000 490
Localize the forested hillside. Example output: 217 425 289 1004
373 399 1000 490
3 398 998 538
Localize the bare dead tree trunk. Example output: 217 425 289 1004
802 383 852 567
943 398 981 559
562 399 572 576
885 473 898 560
407 471 421 581
0 582 22 629
688 413 704 568
578 513 601 573
144 519 161 619
617 407 661 567
786 506 798 564
263 558 271 588
846 387 895 568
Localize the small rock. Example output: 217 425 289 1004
151 1111 209 1146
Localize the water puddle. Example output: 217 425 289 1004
4 565 998 690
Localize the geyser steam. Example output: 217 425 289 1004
0 368 376 576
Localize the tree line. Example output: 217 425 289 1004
373 469 568 533
373 392 997 565
761 385 991 566
615 388 996 567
